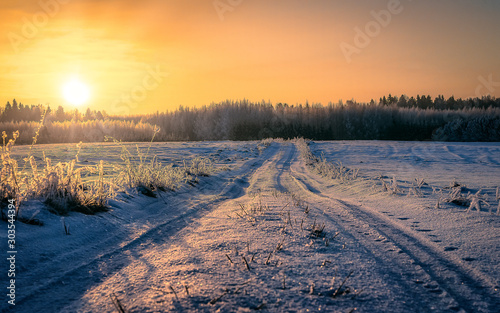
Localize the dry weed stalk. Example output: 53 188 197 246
332 271 354 298
110 293 128 313
241 255 251 271
265 251 273 265
493 186 500 215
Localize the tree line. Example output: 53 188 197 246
1 95 499 144
0 99 106 123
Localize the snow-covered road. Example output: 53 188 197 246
3 141 499 312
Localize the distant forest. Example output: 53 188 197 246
1 95 500 144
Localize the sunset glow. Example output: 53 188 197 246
0 0 499 114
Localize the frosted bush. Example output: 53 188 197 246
1 131 21 211
115 145 187 192
294 138 359 183
1 132 114 215
185 157 215 177
465 190 488 213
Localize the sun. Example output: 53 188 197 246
62 78 91 106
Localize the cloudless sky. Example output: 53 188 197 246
0 0 499 114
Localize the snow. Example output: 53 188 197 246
1 140 499 312
310 140 500 188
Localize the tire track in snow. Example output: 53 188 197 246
330 198 500 313
8 143 282 313
443 145 467 161
242 142 295 195
58 142 302 312
287 143 500 313
279 145 446 311
271 142 295 194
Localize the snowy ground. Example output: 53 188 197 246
1 140 499 312
310 140 500 188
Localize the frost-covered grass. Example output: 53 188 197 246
0 131 22 212
295 138 359 182
28 157 114 215
112 131 216 195
1 128 223 217
1 131 114 215
184 156 215 178
257 138 274 153
112 132 188 193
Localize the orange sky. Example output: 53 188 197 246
1 0 499 115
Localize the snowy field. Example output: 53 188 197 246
7 141 262 179
1 140 499 312
310 141 500 188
